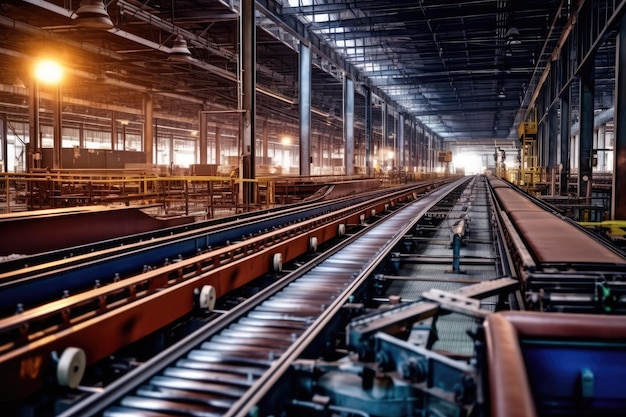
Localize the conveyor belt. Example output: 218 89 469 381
1 182 434 273
0 183 439 317
0 205 195 257
58 179 469 417
508 210 625 264
489 175 626 266
0 190 368 273
0 180 460 405
487 175 626 312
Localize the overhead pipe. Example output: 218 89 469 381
570 107 614 135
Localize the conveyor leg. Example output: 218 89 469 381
448 234 465 274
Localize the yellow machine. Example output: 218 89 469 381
517 109 539 191
579 220 626 243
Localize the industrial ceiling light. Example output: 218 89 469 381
498 88 506 99
34 60 63 84
505 27 521 45
74 0 114 30
169 34 193 62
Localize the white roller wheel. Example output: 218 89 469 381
371 209 376 217
272 253 283 272
56 347 86 389
199 284 216 311
310 237 318 253
338 224 346 236
359 214 366 225
384 204 389 211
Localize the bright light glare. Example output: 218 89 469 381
281 136 292 145
454 153 484 175
34 60 63 84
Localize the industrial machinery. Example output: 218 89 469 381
3 176 626 417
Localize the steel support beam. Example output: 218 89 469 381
398 113 405 169
144 93 154 164
537 94 550 167
155 122 161 166
613 14 626 219
52 83 62 170
242 0 256 204
111 114 118 152
199 106 208 165
1 113 6 173
299 43 311 177
559 96 571 195
578 67 594 199
382 102 388 170
215 126 221 165
28 77 39 171
343 76 354 176
547 105 559 195
262 119 269 165
364 87 372 177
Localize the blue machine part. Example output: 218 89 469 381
520 340 626 416
0 194 377 315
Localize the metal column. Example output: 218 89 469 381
559 39 572 196
343 76 354 176
1 113 7 172
215 127 221 165
299 43 311 177
28 78 40 171
262 119 269 164
536 95 546 169
416 122 421 170
597 125 605 171
111 114 117 151
578 67 594 199
79 123 84 149
398 113 404 170
155 120 160 164
548 105 558 195
144 93 154 165
364 87 372 177
428 132 433 172
410 119 416 169
382 103 387 170
168 132 174 169
199 107 208 165
52 84 62 169
613 15 626 219
560 91 571 196
241 0 256 204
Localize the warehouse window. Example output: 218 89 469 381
84 130 112 150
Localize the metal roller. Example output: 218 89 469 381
56 347 87 389
272 253 283 272
198 285 216 311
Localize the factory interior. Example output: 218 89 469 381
1 1 626 417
